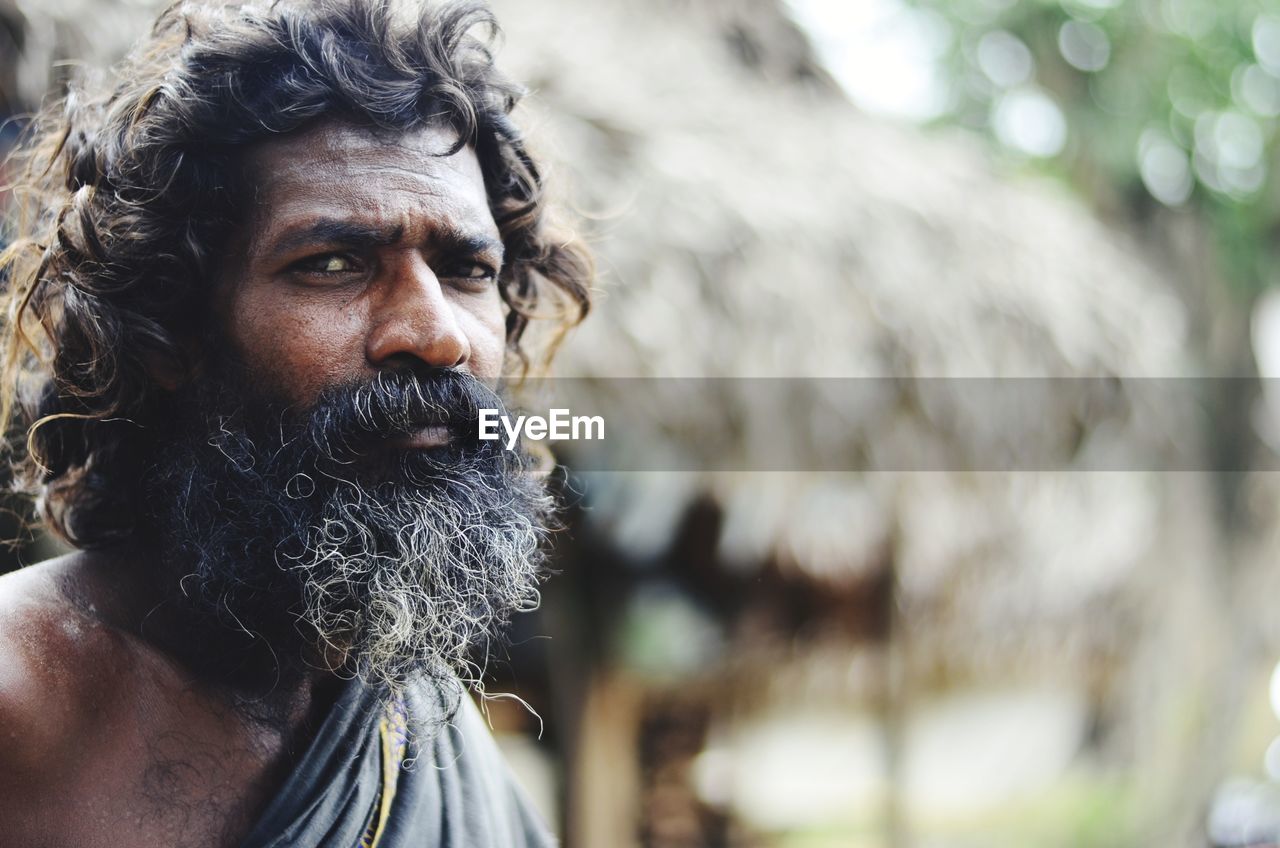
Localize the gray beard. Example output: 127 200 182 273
142 367 554 697
289 465 550 687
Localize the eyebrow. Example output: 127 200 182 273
444 230 505 263
265 220 405 257
264 218 504 262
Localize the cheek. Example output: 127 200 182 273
227 289 367 405
459 291 508 380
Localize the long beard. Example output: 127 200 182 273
142 365 553 695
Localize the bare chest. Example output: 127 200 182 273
36 691 296 848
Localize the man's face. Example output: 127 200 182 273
141 121 551 693
221 120 507 418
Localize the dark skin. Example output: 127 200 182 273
0 121 508 847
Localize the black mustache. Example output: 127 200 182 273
303 368 506 454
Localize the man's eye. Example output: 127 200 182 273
294 254 361 274
449 264 497 282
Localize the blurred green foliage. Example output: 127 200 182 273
911 0 1280 299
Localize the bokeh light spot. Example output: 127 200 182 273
1256 14 1280 75
1138 130 1193 206
1234 63 1280 117
978 29 1034 88
1058 20 1111 72
992 87 1067 157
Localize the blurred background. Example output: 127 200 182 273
8 0 1280 846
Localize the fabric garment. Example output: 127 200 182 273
239 676 555 848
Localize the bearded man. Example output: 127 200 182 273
0 0 591 845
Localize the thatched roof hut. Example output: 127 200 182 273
487 0 1227 845
490 0 1215 662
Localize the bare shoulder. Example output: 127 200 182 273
0 553 139 788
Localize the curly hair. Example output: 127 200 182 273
0 0 592 547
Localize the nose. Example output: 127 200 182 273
365 253 470 371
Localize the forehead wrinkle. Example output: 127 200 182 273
249 195 499 262
269 157 464 191
238 123 495 262
262 123 481 181
254 155 484 221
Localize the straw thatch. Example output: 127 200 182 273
489 0 1214 663
486 1 1227 842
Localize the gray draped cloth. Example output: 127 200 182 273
240 676 556 848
